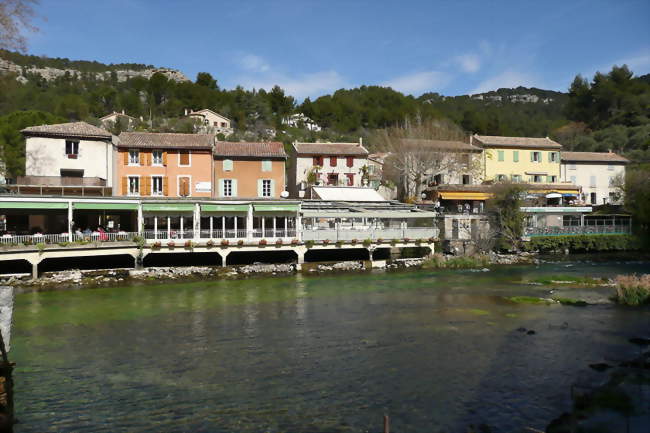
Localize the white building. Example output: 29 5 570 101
283 113 322 131
186 109 233 136
99 111 137 129
560 151 628 205
18 122 115 195
288 141 369 198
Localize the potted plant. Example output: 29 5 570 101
335 240 343 248
428 237 436 243
259 239 267 246
351 238 358 245
323 239 331 245
237 239 244 246
390 238 399 246
167 240 176 248
291 239 299 245
377 238 384 244
152 241 162 249
184 240 194 250
403 237 411 243
206 239 215 248
220 239 229 247
362 239 372 247
305 240 315 249
275 239 283 246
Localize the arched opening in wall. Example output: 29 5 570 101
372 248 392 260
143 252 222 268
227 250 297 266
0 259 32 275
304 248 369 263
39 254 135 273
397 246 431 259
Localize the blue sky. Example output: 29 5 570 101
24 0 650 99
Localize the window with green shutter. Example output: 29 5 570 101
513 151 519 162
261 160 272 172
497 150 504 161
223 159 233 171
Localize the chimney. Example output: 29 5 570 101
184 108 188 116
359 137 363 147
122 109 125 115
608 149 612 153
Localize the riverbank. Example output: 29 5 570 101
0 252 542 292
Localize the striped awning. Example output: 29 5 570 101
1 201 68 209
438 192 493 200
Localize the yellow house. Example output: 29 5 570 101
471 134 562 184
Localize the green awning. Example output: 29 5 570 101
142 203 195 212
254 204 299 212
201 204 249 212
1 201 68 209
74 203 138 211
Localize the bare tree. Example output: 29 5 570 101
373 117 482 201
0 0 38 52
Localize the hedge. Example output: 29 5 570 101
524 234 640 253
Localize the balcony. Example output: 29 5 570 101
8 176 111 196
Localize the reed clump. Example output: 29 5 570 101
614 274 650 306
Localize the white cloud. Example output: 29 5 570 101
455 53 481 73
239 70 347 100
612 49 650 72
470 70 538 94
382 70 450 95
239 54 270 72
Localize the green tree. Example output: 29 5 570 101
196 72 217 90
487 183 526 251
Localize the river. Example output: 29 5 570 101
11 258 650 432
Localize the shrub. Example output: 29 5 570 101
391 238 399 245
36 242 46 253
422 254 490 269
220 239 229 247
428 237 436 243
614 274 650 306
57 241 70 247
525 234 640 253
259 239 267 246
362 239 372 247
132 235 145 248
415 238 424 244
335 240 343 247
305 240 315 248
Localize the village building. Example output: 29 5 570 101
116 132 214 198
560 151 628 205
282 113 322 131
99 110 137 130
213 141 287 199
186 109 233 136
288 141 369 198
471 134 562 184
13 122 115 196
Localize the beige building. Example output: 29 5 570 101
561 151 628 205
100 111 137 129
289 141 369 198
187 109 233 136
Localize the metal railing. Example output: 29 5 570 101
525 225 632 236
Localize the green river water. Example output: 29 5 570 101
10 258 650 432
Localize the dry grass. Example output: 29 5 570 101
614 274 650 306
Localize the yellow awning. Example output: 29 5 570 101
439 192 494 200
534 188 580 194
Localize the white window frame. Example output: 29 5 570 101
128 150 140 166
262 179 272 197
151 175 163 196
127 175 140 196
223 179 233 197
178 150 192 167
152 150 163 166
177 175 192 197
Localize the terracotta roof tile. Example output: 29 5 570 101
400 138 482 152
118 132 214 149
214 141 286 158
561 151 629 163
473 134 562 149
294 142 368 156
21 122 112 139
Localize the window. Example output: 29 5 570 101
129 150 140 165
327 173 339 185
590 175 596 187
434 174 443 185
346 173 354 186
531 151 541 162
223 179 233 197
513 151 519 162
532 175 543 183
261 160 272 172
462 175 470 185
221 122 227 128
461 154 470 167
548 175 557 183
511 174 521 183
497 150 504 161
570 175 577 184
549 152 558 162
313 156 323 166
128 176 139 196
65 140 79 157
60 169 83 177
223 159 233 171
330 156 337 167
569 163 576 170
608 176 615 186
178 176 190 197
607 164 614 171
346 157 354 168
496 174 507 182
152 176 163 196
262 179 271 197
179 150 190 166
590 192 597 204
152 150 163 166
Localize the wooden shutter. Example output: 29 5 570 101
146 152 152 166
162 151 168 166
180 151 190 165
139 151 145 166
121 176 127 195
163 177 169 196
180 177 189 196
232 179 238 197
346 157 353 167
142 176 150 196
123 151 129 165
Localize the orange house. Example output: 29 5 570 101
117 132 214 197
213 141 287 198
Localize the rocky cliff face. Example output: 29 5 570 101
0 57 190 83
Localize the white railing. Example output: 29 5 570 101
0 232 140 246
525 225 632 236
302 227 437 242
